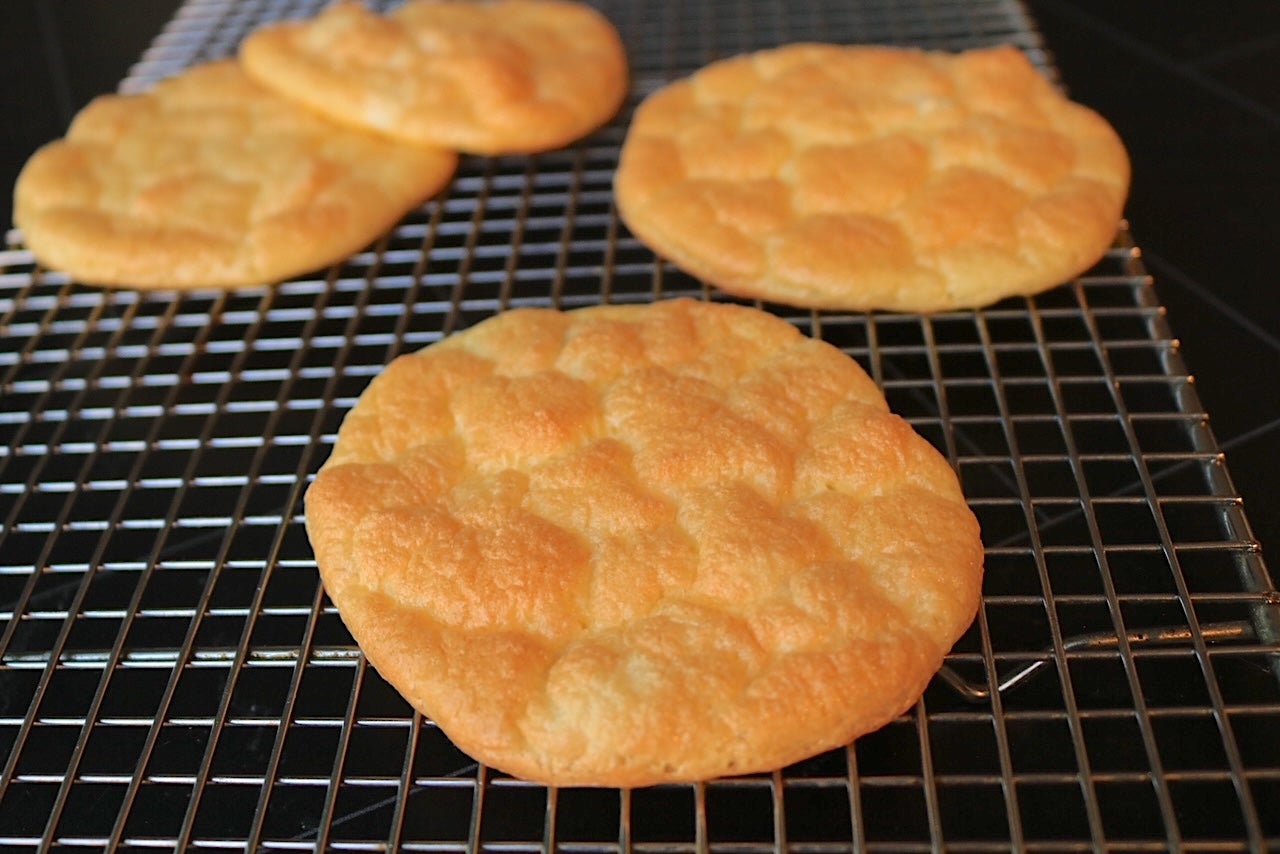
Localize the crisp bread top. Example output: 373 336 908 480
240 0 628 154
616 44 1131 312
305 299 984 786
13 61 456 289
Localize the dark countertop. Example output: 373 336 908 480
2 0 1277 565
1026 0 1280 578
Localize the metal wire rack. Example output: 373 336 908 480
2 0 1279 850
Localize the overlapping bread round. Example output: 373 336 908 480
240 0 628 155
13 61 457 289
305 298 984 787
616 44 1130 312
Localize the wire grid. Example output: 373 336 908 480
2 0 1279 850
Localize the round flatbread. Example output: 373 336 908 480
615 44 1131 312
239 0 628 155
13 61 457 289
305 298 984 787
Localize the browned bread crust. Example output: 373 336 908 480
615 44 1130 312
13 61 456 289
240 0 628 155
306 299 984 786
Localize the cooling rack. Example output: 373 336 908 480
2 0 1279 850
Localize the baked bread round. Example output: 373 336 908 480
305 298 984 787
13 61 457 289
239 0 628 155
615 44 1130 312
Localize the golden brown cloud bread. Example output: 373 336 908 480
239 0 627 154
306 298 984 786
13 61 457 289
615 44 1131 312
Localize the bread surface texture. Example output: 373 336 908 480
305 298 984 787
615 44 1130 312
240 0 627 154
13 61 457 289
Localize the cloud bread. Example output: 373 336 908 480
13 61 457 289
615 44 1131 312
239 0 628 155
306 298 984 787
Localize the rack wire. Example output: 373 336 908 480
2 0 1278 850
